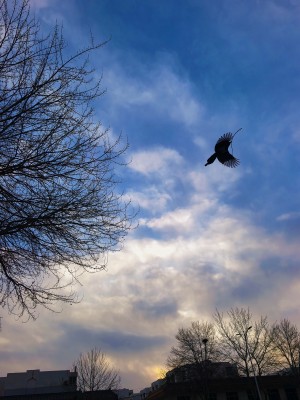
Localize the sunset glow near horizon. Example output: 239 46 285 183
1 0 300 393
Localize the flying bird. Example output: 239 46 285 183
205 129 242 168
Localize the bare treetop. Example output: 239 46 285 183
166 308 300 379
272 318 300 375
74 347 121 391
167 321 218 368
0 0 133 318
214 308 277 377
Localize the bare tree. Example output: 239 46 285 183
272 318 300 375
0 0 133 317
167 321 218 369
74 347 121 391
214 308 276 376
250 319 278 376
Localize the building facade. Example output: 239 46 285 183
0 370 77 396
147 375 300 400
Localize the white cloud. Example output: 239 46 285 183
141 208 194 233
277 211 300 221
129 147 184 176
104 63 205 131
126 187 172 212
188 166 242 195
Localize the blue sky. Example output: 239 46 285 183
1 0 300 393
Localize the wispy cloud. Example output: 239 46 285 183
129 147 184 176
29 0 52 9
103 61 205 132
277 211 300 221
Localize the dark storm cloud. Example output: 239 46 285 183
57 324 168 354
260 255 300 277
228 253 300 302
231 277 265 301
133 299 178 319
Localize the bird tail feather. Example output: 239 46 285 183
205 153 217 166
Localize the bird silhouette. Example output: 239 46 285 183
205 129 241 168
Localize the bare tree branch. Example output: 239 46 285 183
167 321 219 369
0 0 133 318
167 309 300 380
214 308 277 376
74 347 121 391
272 318 300 375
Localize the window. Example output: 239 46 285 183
226 392 239 400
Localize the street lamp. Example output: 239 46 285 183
237 327 262 400
202 338 209 400
298 349 300 375
202 338 208 361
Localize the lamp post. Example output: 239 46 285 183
202 338 209 400
298 349 300 375
237 327 262 400
202 338 208 361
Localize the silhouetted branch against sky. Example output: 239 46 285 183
168 309 300 378
214 308 277 377
271 318 300 373
73 347 121 391
167 321 218 369
0 0 133 318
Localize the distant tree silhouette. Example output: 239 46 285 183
74 347 121 391
214 308 277 376
167 309 300 380
0 0 132 318
205 129 242 168
167 321 219 369
272 319 300 375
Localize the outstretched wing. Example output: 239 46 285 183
215 132 234 153
216 132 234 145
215 132 239 167
217 152 240 168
